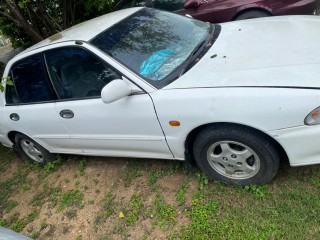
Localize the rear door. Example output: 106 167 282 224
3 54 73 153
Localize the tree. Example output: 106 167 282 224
0 0 118 48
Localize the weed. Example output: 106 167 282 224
196 172 210 190
31 185 61 207
95 192 115 224
20 184 31 192
75 235 82 240
4 200 18 213
122 160 143 187
65 209 78 220
170 193 218 240
243 185 269 199
148 170 165 185
79 158 87 175
176 182 189 205
95 189 101 194
88 200 95 205
125 194 143 225
93 178 99 184
152 194 176 230
31 231 40 239
3 210 39 233
44 155 62 173
58 190 84 212
0 171 29 212
64 178 70 183
40 221 48 231
74 181 80 188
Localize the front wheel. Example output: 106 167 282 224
15 133 55 165
193 125 280 186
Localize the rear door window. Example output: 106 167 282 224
8 54 55 104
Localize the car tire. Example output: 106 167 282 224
235 10 270 20
193 125 279 186
15 133 55 166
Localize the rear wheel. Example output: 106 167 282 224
193 125 279 186
15 133 55 165
235 10 270 20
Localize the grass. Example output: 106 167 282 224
0 144 319 239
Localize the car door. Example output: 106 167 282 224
44 46 173 159
3 53 72 153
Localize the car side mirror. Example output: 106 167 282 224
101 79 133 104
184 0 200 9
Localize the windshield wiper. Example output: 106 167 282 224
179 25 213 77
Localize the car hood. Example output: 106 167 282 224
165 16 320 89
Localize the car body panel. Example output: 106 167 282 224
180 0 316 23
0 227 32 240
270 125 320 166
115 0 316 23
53 91 174 159
151 87 320 164
166 16 320 89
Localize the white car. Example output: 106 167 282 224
1 8 320 185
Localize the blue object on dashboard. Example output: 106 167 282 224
140 49 174 80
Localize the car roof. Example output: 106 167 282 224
20 7 142 55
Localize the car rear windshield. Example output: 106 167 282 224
90 8 210 88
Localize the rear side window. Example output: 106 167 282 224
9 54 55 104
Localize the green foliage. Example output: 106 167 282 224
31 185 62 207
95 192 115 224
4 200 18 213
0 0 120 48
58 189 84 212
170 193 219 240
79 158 87 175
196 172 210 190
148 169 165 185
243 185 269 199
125 195 143 225
0 170 29 212
152 194 177 230
1 210 39 233
176 182 189 205
44 155 62 173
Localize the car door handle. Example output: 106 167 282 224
60 109 74 119
10 113 20 121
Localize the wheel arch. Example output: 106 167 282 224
8 131 20 144
184 122 288 166
232 7 272 21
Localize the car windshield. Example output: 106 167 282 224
90 8 210 88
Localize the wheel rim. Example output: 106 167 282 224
20 139 45 163
206 141 260 180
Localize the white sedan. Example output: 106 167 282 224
1 8 320 185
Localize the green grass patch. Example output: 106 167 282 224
152 194 177 230
125 194 143 225
95 192 115 225
58 189 84 212
176 182 189 205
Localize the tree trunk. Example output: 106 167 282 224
1 0 44 43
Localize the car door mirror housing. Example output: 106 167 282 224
184 0 200 9
101 79 132 104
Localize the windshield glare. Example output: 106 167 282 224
91 8 210 88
